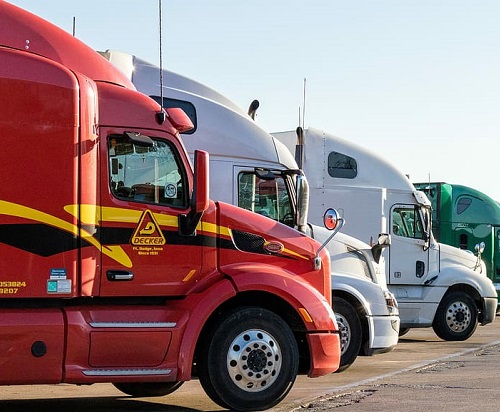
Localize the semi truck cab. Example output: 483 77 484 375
0 4 341 411
273 127 497 341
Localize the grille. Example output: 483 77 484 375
231 230 265 253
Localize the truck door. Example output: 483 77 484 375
388 204 430 285
98 131 203 297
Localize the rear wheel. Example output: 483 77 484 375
113 381 183 397
197 307 299 411
432 291 478 341
332 297 362 372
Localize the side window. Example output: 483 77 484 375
456 196 472 215
108 135 187 208
392 206 425 239
328 151 357 178
237 172 295 227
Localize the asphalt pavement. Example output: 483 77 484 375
1 320 499 412
288 341 500 412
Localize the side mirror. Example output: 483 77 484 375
475 242 485 255
179 150 209 236
323 208 340 230
193 150 209 213
314 208 345 270
422 230 431 251
296 174 309 232
473 241 486 272
372 233 391 264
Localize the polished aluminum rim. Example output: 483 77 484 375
226 329 282 392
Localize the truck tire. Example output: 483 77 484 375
398 328 411 337
332 297 362 372
197 307 299 411
113 381 183 397
432 291 478 341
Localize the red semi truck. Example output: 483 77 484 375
0 3 340 411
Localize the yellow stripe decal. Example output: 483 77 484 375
3 201 308 265
73 204 230 237
1 201 132 268
282 247 309 261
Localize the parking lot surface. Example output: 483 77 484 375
1 319 500 411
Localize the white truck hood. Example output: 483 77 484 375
438 242 485 274
309 225 388 287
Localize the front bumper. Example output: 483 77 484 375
364 314 400 356
306 332 341 377
481 297 498 325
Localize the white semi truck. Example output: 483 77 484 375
273 127 497 340
103 50 400 370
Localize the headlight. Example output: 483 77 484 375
384 290 399 314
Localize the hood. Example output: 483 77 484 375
308 224 388 287
215 202 331 298
438 242 484 273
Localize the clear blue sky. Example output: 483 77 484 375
10 1 500 200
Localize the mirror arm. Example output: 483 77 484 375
314 218 345 270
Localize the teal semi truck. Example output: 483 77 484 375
414 182 500 298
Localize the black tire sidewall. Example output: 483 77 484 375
433 291 478 341
398 327 411 337
112 381 183 397
332 297 362 372
198 307 299 411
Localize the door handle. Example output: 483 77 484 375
107 270 134 281
416 261 425 278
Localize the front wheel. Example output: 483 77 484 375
197 307 299 411
432 291 478 341
332 297 362 372
113 381 183 397
398 328 411 337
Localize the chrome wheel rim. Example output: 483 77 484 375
226 329 282 392
446 300 472 332
336 313 351 355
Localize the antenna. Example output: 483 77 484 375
72 16 76 37
158 0 164 109
302 77 306 130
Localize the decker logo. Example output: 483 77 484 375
131 210 166 245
